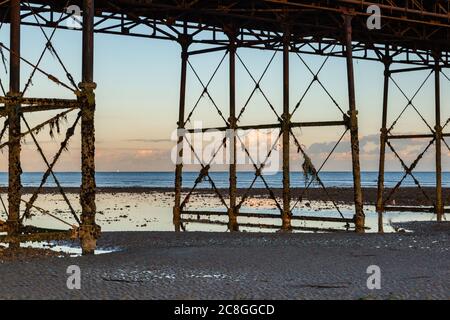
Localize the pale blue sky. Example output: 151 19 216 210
1 24 449 172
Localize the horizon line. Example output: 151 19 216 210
0 171 446 174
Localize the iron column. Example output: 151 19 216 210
228 29 239 231
79 0 99 254
281 29 292 231
344 15 365 233
376 54 391 233
7 0 22 248
173 30 190 232
434 53 444 222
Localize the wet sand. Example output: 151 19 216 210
0 222 449 300
0 187 443 234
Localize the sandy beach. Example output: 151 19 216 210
0 221 449 300
0 187 448 300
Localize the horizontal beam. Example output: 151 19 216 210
188 46 229 56
12 3 450 66
181 210 355 224
0 97 78 105
389 66 433 74
384 206 450 213
185 120 347 133
387 134 435 140
0 97 80 116
387 133 450 140
291 120 348 128
181 218 350 233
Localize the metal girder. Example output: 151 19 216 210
3 1 450 66
0 0 99 253
173 14 362 233
0 97 80 116
376 50 450 231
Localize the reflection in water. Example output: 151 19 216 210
5 192 438 235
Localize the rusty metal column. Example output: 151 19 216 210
173 31 190 232
434 53 444 222
344 15 365 233
7 0 22 248
228 29 239 232
281 29 292 231
79 0 99 255
376 55 391 233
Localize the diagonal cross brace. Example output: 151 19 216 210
22 1 78 95
236 131 284 214
20 113 81 225
289 128 349 221
184 51 229 126
20 113 81 223
383 138 436 206
291 46 346 118
180 136 229 210
388 71 434 134
236 51 282 123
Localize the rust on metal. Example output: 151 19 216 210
7 0 22 249
78 0 99 255
173 26 190 233
434 53 444 222
281 27 292 232
227 26 239 232
0 0 449 250
376 51 391 234
343 15 365 233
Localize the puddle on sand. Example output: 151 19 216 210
23 242 119 257
0 238 118 257
0 192 442 234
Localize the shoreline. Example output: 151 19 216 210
2 186 449 207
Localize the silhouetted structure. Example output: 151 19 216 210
1 1 449 252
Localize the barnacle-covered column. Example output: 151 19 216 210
7 0 22 248
344 15 365 233
173 30 190 232
79 0 100 254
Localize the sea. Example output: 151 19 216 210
0 171 448 189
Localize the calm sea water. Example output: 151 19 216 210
0 172 448 189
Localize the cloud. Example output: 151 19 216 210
302 133 442 171
125 138 172 143
0 131 445 172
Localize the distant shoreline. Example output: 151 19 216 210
1 186 447 207
0 171 446 174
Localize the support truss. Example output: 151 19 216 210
376 49 449 232
173 15 365 233
0 0 99 254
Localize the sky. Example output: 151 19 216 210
1 23 450 173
